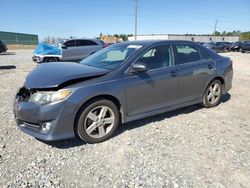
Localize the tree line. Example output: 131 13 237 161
212 30 250 40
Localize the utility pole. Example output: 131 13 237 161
213 19 218 41
134 0 138 41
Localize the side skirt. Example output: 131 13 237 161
122 98 201 124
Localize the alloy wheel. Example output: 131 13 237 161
207 83 221 105
84 105 115 139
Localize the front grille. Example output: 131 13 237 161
16 87 32 102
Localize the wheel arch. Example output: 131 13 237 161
73 94 123 136
205 76 225 94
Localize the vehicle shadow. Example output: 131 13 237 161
45 93 231 149
221 93 231 103
0 52 16 55
38 137 86 149
0 65 16 70
115 104 202 137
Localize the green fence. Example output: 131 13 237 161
0 31 38 45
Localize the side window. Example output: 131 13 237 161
76 40 98 46
175 44 201 64
64 40 75 47
199 48 212 60
76 40 88 46
87 40 98 45
142 49 156 58
137 44 173 70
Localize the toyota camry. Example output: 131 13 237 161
13 40 233 143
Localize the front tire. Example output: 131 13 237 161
202 80 222 108
76 99 120 143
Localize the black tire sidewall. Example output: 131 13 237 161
76 99 120 143
203 80 222 108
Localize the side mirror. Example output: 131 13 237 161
131 62 147 72
61 44 67 49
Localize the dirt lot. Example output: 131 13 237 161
0 50 249 188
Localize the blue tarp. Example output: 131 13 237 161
33 43 61 56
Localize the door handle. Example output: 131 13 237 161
170 70 177 77
208 64 213 69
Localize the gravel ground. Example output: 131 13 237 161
0 50 249 188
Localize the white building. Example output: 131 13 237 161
128 34 240 42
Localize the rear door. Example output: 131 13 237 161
174 43 215 103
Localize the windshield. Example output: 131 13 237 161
80 43 143 70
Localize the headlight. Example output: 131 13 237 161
29 89 71 105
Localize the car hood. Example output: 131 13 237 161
24 62 110 89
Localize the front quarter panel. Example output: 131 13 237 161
67 77 125 122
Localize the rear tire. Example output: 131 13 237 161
202 80 222 108
75 99 120 143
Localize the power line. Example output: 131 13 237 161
139 4 249 25
0 9 134 17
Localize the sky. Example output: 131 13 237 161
0 0 250 41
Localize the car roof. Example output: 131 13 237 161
117 40 199 47
64 38 101 41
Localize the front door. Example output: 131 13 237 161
124 44 179 116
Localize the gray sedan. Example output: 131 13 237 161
14 40 233 143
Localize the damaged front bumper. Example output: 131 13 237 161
32 55 43 63
13 87 76 141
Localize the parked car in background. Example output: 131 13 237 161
195 42 205 45
14 40 233 143
241 41 250 53
204 42 231 53
0 40 8 53
103 42 115 48
229 41 244 52
32 39 104 63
